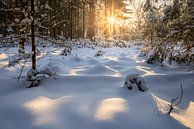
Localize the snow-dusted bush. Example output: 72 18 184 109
26 67 56 88
60 46 72 56
142 42 194 65
26 69 39 87
146 46 165 64
95 50 105 57
38 68 55 77
123 74 148 92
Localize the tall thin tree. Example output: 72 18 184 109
31 0 36 70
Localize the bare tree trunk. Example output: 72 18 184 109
70 4 73 39
88 0 95 40
104 0 108 38
18 31 25 54
82 2 85 38
76 2 80 38
4 6 7 37
31 0 36 70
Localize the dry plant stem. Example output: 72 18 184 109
168 85 183 115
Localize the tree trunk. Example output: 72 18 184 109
31 0 36 70
88 0 95 40
18 34 25 54
82 2 85 38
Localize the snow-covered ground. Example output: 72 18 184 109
0 44 193 129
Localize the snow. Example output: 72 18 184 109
81 64 119 75
40 61 71 75
0 43 194 129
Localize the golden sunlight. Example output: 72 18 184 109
0 53 7 59
24 96 71 126
95 98 128 121
24 97 56 126
108 16 115 25
171 102 194 129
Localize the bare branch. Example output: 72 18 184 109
168 84 184 115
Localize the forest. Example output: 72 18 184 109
0 0 193 129
1 0 193 66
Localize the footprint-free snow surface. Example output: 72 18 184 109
0 45 194 129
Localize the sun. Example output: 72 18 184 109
108 16 115 24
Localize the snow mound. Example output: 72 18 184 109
104 58 136 66
104 60 120 66
121 68 146 76
86 58 99 64
109 65 127 71
69 56 84 62
40 61 71 75
123 74 148 92
152 94 194 129
84 64 119 75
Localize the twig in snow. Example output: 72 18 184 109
168 84 183 115
17 57 29 81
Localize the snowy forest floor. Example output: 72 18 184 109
0 43 194 129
